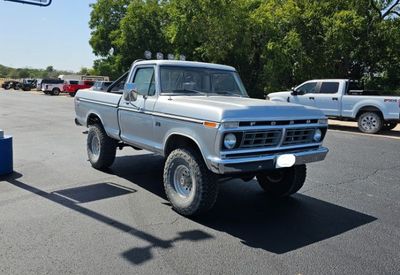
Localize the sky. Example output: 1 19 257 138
0 0 97 72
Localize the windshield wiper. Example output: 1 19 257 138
214 91 242 97
164 89 207 95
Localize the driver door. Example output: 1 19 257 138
119 65 157 149
290 81 319 108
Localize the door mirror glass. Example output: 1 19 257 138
124 83 139 102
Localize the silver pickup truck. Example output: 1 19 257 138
268 79 400 133
74 60 329 216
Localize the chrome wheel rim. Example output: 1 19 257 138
90 135 100 158
361 115 378 131
173 165 193 198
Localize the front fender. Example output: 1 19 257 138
162 126 219 171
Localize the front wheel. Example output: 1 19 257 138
69 92 76 97
163 148 218 216
256 165 307 198
357 112 382 134
87 124 117 170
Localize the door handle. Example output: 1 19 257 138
309 97 315 100
332 97 338 101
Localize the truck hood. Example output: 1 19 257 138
155 96 325 122
268 91 292 97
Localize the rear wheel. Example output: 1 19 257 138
163 148 218 216
87 124 117 170
256 165 307 198
357 112 383 134
69 92 76 97
382 122 397 131
51 88 60 96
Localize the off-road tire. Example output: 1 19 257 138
163 148 218 216
357 112 382 134
382 122 397 131
256 165 307 198
87 124 117 170
69 92 76 97
51 88 60 96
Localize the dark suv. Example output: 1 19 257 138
20 79 37 91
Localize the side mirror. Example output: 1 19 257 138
291 87 298 96
124 83 139 102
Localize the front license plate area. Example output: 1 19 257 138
276 154 296 168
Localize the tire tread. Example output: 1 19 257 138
87 124 116 170
163 148 218 216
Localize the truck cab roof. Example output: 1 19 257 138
133 60 236 72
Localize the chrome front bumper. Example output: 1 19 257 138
208 147 329 174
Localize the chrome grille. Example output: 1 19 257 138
240 130 282 148
283 128 315 146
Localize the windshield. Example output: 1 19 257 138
160 66 248 97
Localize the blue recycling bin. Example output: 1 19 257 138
0 131 13 176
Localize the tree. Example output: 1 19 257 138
89 0 131 57
17 68 30 78
88 0 400 96
115 0 170 71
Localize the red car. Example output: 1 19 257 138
63 80 94 97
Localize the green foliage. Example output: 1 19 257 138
0 64 74 79
88 0 400 97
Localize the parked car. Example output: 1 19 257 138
63 80 94 97
41 79 64 95
20 79 37 91
268 79 400 133
74 60 329 216
91 81 113 91
2 80 21 90
1 81 11 89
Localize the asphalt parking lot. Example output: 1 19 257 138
1 89 400 274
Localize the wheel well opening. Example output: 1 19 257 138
87 114 102 126
165 135 202 157
356 106 383 119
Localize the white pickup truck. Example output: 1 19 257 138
41 79 64 96
268 79 400 133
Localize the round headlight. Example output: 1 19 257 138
313 129 322 142
224 133 237 149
